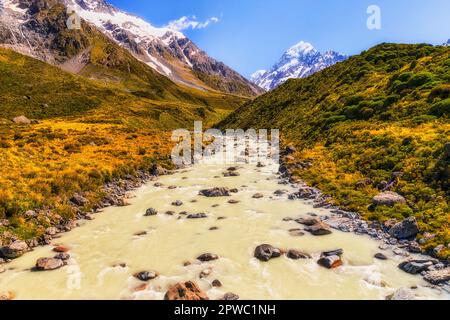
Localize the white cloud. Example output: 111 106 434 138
165 15 220 31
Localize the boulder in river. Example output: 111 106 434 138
199 188 230 197
372 191 406 207
164 281 209 300
197 253 219 262
296 217 320 226
221 292 240 300
286 250 311 260
322 249 344 257
0 241 28 259
53 245 70 253
187 213 208 219
252 193 264 199
134 271 159 281
223 171 240 177
374 253 388 260
35 257 65 271
288 229 305 237
423 268 450 285
386 288 415 300
144 208 158 216
172 200 183 207
399 260 433 275
389 217 419 240
317 255 342 269
212 279 222 287
305 222 332 236
254 244 281 262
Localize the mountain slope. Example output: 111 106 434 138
221 43 450 257
251 41 347 91
0 0 262 96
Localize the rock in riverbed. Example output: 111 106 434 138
374 253 388 260
197 253 219 262
221 292 240 300
0 241 28 259
134 271 159 281
144 208 158 216
172 200 183 207
386 288 415 300
287 250 311 260
423 268 450 285
252 193 264 199
389 217 419 240
296 217 320 226
254 244 281 262
187 213 208 219
317 255 342 269
305 222 332 236
399 260 434 275
35 257 65 271
53 245 70 253
199 188 230 197
164 281 209 300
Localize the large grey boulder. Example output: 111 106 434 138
389 217 419 239
372 191 406 207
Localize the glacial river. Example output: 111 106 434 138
0 159 448 300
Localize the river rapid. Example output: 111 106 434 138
0 158 448 300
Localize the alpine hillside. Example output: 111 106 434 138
0 0 262 96
251 41 347 91
222 43 450 258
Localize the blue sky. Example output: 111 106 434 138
109 0 450 77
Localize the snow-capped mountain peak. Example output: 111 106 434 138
285 41 317 58
251 41 347 91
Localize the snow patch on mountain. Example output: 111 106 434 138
251 41 347 91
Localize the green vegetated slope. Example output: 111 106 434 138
0 47 244 128
0 43 243 241
220 43 450 257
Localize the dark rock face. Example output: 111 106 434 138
199 188 231 197
134 271 159 281
254 244 281 262
389 217 419 240
164 281 209 300
197 253 219 262
0 241 28 259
